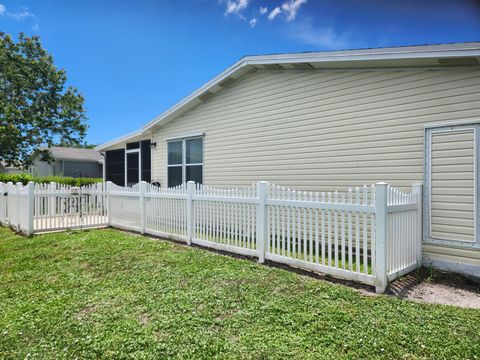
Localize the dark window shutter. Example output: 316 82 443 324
141 140 151 182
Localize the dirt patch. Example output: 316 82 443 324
139 314 150 326
77 305 96 320
388 269 480 309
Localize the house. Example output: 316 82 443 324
30 147 103 178
0 161 25 175
97 42 480 278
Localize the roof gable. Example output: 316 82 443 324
96 42 480 151
36 147 103 162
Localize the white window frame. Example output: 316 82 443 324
167 136 204 186
424 122 480 249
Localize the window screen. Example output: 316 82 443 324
105 149 125 186
126 152 139 186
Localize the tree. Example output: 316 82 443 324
56 140 97 149
0 32 87 167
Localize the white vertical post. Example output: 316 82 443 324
6 182 13 225
27 181 35 236
257 181 269 263
374 182 388 293
16 182 22 231
139 181 146 234
50 182 56 219
106 181 112 226
186 181 195 245
412 183 423 265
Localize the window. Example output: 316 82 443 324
126 142 140 150
167 137 203 187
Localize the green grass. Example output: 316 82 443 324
0 227 479 359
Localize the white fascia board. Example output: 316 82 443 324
95 129 144 151
142 47 480 132
96 59 247 151
141 58 248 130
243 45 480 64
96 44 480 150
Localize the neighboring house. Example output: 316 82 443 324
0 161 25 174
96 42 480 277
30 147 103 178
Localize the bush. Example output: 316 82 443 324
0 174 102 186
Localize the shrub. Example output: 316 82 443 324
0 174 102 186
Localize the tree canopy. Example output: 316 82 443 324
0 32 87 166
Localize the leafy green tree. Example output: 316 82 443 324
0 32 87 167
56 140 97 149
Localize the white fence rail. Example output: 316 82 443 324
0 180 422 292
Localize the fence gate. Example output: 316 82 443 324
33 183 108 232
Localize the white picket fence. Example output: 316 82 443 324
0 180 422 292
0 182 108 234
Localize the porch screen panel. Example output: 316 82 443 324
126 152 139 186
105 149 125 186
430 130 475 242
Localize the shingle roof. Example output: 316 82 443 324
38 147 103 162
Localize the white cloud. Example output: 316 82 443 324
0 4 35 20
259 6 268 15
249 18 257 27
268 7 281 20
290 20 350 49
8 8 33 20
281 0 307 22
224 0 250 16
32 23 40 32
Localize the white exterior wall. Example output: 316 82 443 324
149 68 480 274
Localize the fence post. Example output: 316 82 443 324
16 182 22 231
412 183 423 265
186 181 195 245
256 181 269 263
106 181 112 226
27 181 35 236
0 182 4 226
6 182 12 225
139 181 146 234
374 182 388 293
50 182 56 219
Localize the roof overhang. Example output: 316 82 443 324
96 42 480 151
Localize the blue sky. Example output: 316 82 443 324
1 0 479 145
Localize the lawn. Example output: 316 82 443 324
0 227 479 359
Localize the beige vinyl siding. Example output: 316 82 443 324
151 68 480 188
430 130 475 242
150 67 480 267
